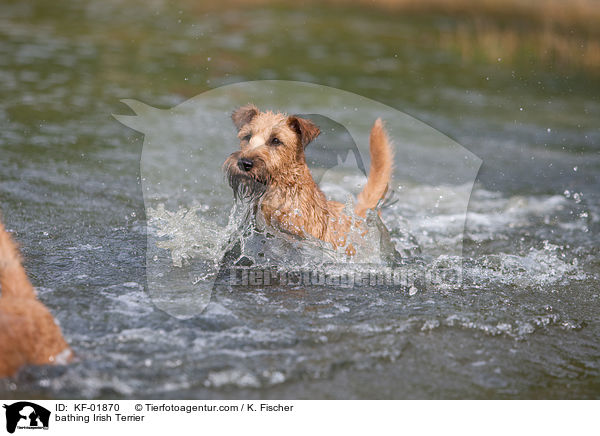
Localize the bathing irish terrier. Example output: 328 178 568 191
223 105 393 256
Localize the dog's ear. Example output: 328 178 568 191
288 116 321 148
232 104 259 130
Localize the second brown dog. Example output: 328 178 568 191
0 218 72 378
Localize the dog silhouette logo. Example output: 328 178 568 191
114 80 481 318
2 402 50 433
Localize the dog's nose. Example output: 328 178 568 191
238 158 254 172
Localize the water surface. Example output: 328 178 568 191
0 0 599 399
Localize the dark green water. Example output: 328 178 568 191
0 0 599 398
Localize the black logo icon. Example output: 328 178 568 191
3 402 50 434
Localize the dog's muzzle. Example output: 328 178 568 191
224 154 267 201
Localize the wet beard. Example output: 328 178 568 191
226 169 268 202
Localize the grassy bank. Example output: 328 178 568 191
195 0 600 76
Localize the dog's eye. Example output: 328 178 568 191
271 137 281 145
242 134 251 142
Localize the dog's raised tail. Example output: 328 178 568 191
355 118 393 217
0 220 36 300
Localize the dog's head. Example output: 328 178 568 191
223 104 320 200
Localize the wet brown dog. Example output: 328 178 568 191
0 218 72 377
223 105 393 255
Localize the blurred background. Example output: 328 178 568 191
0 0 599 398
2 0 598 192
